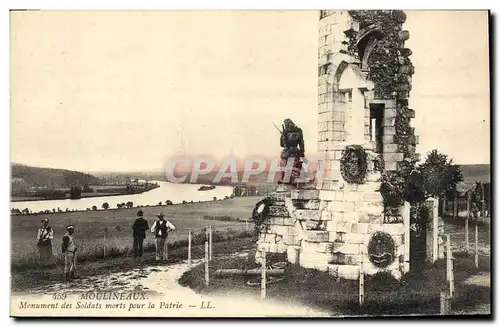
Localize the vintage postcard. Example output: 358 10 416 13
10 10 490 318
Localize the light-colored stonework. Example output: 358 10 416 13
256 10 418 280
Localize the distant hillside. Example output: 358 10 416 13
11 163 101 188
458 164 490 183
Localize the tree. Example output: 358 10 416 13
158 202 162 206
213 197 217 201
117 203 122 209
92 205 97 211
69 186 82 199
381 149 463 227
11 208 21 215
418 149 463 199
165 200 173 205
126 201 133 208
102 202 110 210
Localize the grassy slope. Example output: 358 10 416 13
11 197 260 268
11 163 101 188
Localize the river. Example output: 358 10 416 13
10 181 233 213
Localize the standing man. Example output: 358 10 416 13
61 225 78 281
36 218 54 266
150 213 176 262
132 210 149 257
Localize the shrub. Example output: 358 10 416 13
70 186 82 199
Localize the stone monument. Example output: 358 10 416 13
254 10 419 280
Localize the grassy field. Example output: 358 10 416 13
443 216 491 255
11 232 256 292
11 197 260 269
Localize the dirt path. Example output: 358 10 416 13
11 252 330 317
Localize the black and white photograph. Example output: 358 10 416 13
9 9 491 318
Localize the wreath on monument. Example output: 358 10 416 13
251 197 274 234
367 231 396 268
340 145 368 184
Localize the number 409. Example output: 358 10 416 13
52 293 67 300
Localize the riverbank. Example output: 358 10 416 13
10 181 236 213
11 184 160 203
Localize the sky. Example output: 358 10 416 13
10 10 490 172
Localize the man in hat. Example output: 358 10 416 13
150 213 176 261
61 225 78 281
36 218 54 266
132 210 149 257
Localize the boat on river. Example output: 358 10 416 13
198 185 216 191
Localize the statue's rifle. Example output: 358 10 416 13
272 123 283 134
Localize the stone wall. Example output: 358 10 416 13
255 185 409 279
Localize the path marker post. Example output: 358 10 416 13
465 191 471 252
209 226 213 261
188 230 192 270
440 292 451 315
359 245 365 306
475 224 479 268
446 234 454 297
205 241 209 286
261 250 266 299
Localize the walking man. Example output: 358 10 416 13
61 225 78 281
132 210 149 257
150 213 176 261
36 218 54 266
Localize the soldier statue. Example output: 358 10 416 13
278 119 305 185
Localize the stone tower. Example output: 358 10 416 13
255 10 418 280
